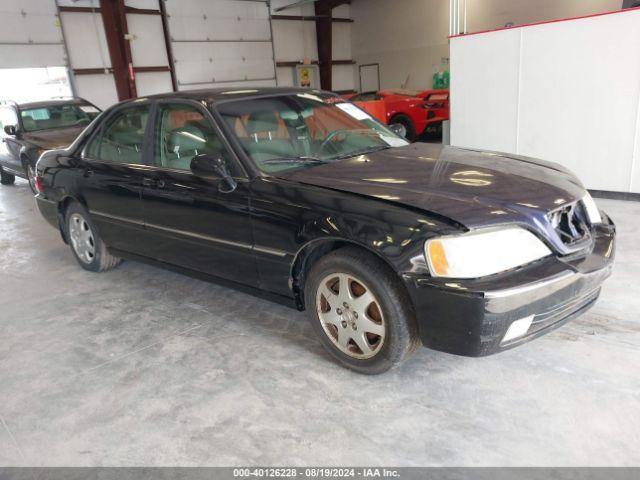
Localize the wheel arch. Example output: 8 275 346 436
389 112 413 126
290 237 406 311
56 195 88 244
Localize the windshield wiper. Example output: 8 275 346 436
331 145 391 161
262 156 327 166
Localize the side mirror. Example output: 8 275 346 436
190 153 237 193
389 123 407 139
3 125 17 136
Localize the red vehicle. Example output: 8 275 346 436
348 89 449 141
417 89 450 137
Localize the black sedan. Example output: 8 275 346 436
0 98 100 193
34 88 615 374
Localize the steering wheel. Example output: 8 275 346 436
319 129 356 154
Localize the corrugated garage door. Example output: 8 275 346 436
57 0 119 109
0 0 66 68
165 0 277 90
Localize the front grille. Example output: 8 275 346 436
548 201 591 247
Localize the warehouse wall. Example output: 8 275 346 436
450 8 640 193
351 0 449 92
350 0 625 92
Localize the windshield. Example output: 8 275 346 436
19 103 100 132
216 93 409 173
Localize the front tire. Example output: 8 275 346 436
65 202 121 272
0 167 15 186
304 247 419 374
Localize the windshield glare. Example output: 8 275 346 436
20 104 100 132
216 93 409 173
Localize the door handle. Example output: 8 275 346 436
83 168 94 178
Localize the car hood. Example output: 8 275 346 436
276 144 587 252
22 126 85 150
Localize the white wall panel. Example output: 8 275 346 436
517 13 640 192
450 28 521 153
272 19 317 62
451 9 640 193
173 41 274 85
166 0 275 90
180 78 277 91
333 4 351 19
332 64 355 92
166 0 271 41
60 12 111 69
127 13 168 68
135 71 173 97
125 0 160 9
270 0 314 16
0 0 65 68
332 22 352 61
276 67 295 87
74 73 118 109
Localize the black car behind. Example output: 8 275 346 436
0 98 100 193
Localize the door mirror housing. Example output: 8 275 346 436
190 154 237 193
389 123 407 139
3 125 17 136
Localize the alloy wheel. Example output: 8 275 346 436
316 272 386 359
69 213 96 264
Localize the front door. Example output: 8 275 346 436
0 106 22 173
78 103 152 254
140 101 257 286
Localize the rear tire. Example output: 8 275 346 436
65 202 121 272
304 246 419 374
389 114 416 142
0 167 15 186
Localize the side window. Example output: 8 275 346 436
0 107 18 136
154 103 231 171
86 105 149 164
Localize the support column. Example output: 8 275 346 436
314 2 333 91
100 0 137 100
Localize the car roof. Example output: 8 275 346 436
17 98 91 109
139 87 332 104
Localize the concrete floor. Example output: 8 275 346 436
0 178 639 467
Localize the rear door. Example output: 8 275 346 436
77 103 153 254
140 100 258 286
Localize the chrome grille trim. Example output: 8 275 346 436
547 200 592 248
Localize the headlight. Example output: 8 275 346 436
581 193 602 224
425 227 552 279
